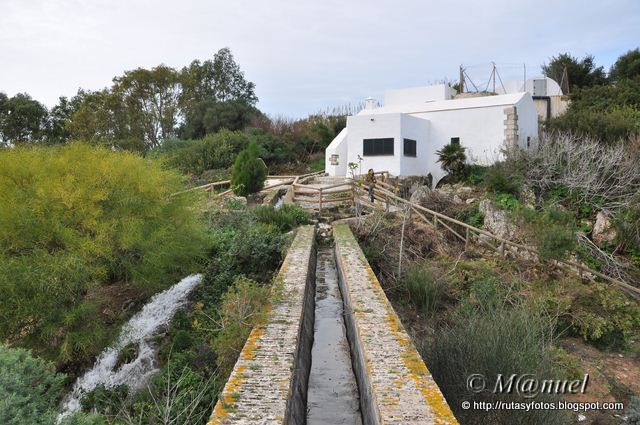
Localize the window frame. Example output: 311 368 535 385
363 138 394 156
450 137 460 145
403 138 417 157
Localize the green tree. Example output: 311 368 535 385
542 53 606 92
0 93 48 146
436 143 467 178
180 48 257 109
0 345 66 425
179 99 259 139
113 65 181 149
68 89 145 151
46 94 85 145
548 76 640 142
609 48 640 82
231 140 267 196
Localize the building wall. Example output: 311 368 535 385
345 113 403 176
325 128 348 176
399 114 431 177
384 84 455 106
514 94 539 149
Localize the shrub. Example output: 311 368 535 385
484 164 520 195
211 277 269 377
0 346 66 425
403 264 447 316
251 204 310 232
613 205 640 266
156 130 250 176
231 140 267 196
530 208 576 262
569 283 640 349
426 303 566 425
0 143 208 364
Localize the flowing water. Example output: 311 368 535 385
57 274 202 422
306 247 362 425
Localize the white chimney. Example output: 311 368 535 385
365 96 377 110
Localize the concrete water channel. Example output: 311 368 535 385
208 224 457 425
306 246 362 424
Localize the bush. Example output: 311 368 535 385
569 283 640 349
484 164 520 195
251 204 310 232
613 205 640 266
0 143 208 364
0 346 66 425
156 130 250 176
530 208 577 262
426 298 566 424
403 264 447 316
231 140 267 196
200 214 289 306
211 277 269 377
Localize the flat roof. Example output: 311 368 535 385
359 92 528 115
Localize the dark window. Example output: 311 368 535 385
403 138 416 157
363 138 394 156
450 137 460 145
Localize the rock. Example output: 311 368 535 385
479 199 517 239
592 211 617 247
465 197 476 205
409 186 432 204
453 195 463 204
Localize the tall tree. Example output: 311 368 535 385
180 48 257 108
0 93 48 146
542 53 606 92
113 65 181 149
609 48 640 83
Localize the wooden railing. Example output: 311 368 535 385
353 183 640 299
292 181 353 215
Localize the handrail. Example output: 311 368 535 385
361 185 640 298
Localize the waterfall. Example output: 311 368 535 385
57 274 202 422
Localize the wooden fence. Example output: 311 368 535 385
353 183 640 299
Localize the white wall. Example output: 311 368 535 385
325 128 348 176
399 114 430 177
384 84 454 106
346 113 403 176
515 94 539 149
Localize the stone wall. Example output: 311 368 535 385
207 225 316 425
333 224 458 424
504 105 519 151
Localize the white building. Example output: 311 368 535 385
325 84 538 186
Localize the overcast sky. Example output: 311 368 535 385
1 0 638 117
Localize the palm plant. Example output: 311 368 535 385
436 143 467 178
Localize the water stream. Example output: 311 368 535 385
57 274 202 421
306 247 362 425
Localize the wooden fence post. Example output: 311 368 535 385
318 188 323 215
465 228 470 250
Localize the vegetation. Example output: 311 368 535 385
609 48 640 83
0 143 208 366
542 52 606 91
0 345 66 425
436 143 467 180
231 141 267 196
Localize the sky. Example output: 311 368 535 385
1 0 638 117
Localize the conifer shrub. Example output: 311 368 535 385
230 140 267 196
0 143 208 364
0 345 66 425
